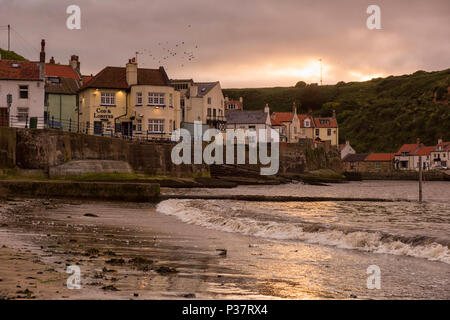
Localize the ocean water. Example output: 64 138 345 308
158 181 450 264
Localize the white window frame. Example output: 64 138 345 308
136 92 143 106
136 119 142 133
148 93 165 106
19 85 29 99
100 92 115 106
17 107 29 122
148 119 165 133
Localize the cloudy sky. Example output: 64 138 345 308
0 0 448 88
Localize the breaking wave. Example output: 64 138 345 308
156 199 450 264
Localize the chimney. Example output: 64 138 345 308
239 96 243 103
332 110 336 119
438 138 443 145
308 108 312 116
126 58 138 86
345 140 350 146
49 56 55 64
70 55 80 73
264 103 270 115
416 138 420 145
292 101 297 115
189 84 198 97
224 96 229 102
40 39 46 63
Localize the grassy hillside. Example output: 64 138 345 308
0 48 27 61
223 69 450 153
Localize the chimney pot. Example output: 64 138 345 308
40 39 46 63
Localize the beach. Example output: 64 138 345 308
0 181 449 299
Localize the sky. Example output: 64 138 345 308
0 0 449 88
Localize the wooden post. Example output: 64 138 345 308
419 155 423 202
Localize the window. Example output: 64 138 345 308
101 92 115 106
17 107 29 122
181 98 185 108
294 126 297 134
207 108 212 116
375 162 381 170
169 120 172 132
249 125 256 131
136 119 142 132
327 128 331 136
301 128 306 135
169 94 173 107
319 119 330 125
136 92 142 106
19 85 28 99
148 119 164 133
207 97 212 104
174 83 188 90
304 119 310 127
148 93 165 106
315 129 320 136
213 109 216 118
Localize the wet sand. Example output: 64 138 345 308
0 197 449 299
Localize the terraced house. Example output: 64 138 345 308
78 58 180 140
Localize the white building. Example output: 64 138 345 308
225 104 273 144
339 140 356 159
394 140 434 171
430 139 450 169
0 59 45 128
171 79 226 135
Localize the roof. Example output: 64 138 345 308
414 146 435 156
433 142 450 152
226 110 268 125
0 60 42 81
195 82 218 97
79 66 170 90
271 112 294 123
270 117 284 126
298 114 314 128
343 153 369 162
365 153 395 161
395 143 420 156
45 77 80 95
313 117 337 128
82 75 93 84
45 63 80 79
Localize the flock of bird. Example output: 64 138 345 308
135 25 199 71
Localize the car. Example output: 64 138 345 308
434 165 448 170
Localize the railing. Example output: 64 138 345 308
1 115 178 144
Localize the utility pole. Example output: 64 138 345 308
419 155 423 202
319 58 323 85
8 24 10 51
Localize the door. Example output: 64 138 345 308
122 122 132 137
93 121 103 135
0 108 9 127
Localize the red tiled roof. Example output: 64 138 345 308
82 75 93 84
414 146 435 156
45 63 79 79
298 114 314 128
271 112 294 123
365 153 395 161
395 143 420 156
270 117 284 126
313 117 337 128
79 66 169 91
434 142 450 152
0 60 42 80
